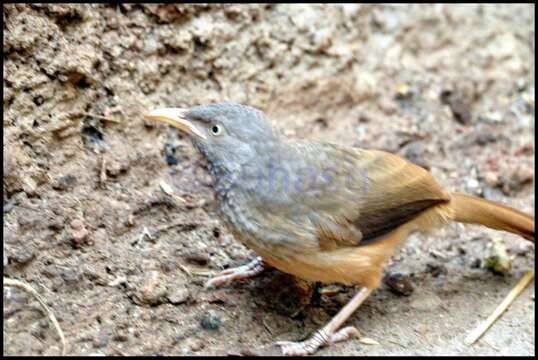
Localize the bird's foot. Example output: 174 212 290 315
274 326 360 356
231 327 359 356
205 256 267 288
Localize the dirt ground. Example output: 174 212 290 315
3 4 535 356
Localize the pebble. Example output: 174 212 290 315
474 133 498 146
206 289 230 304
470 258 481 269
378 97 396 115
167 287 190 305
189 339 205 352
10 247 36 265
105 277 126 290
82 264 105 284
383 272 414 296
511 165 533 187
483 171 499 186
93 332 110 348
105 159 127 177
440 89 472 125
67 218 89 246
137 271 168 305
70 219 84 230
200 310 222 330
466 178 479 190
425 263 447 278
52 174 77 191
61 267 81 284
395 82 412 99
485 111 503 123
22 177 37 196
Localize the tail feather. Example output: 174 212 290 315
449 192 534 241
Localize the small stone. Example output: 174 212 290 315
395 82 412 99
475 133 498 146
108 276 128 287
10 247 35 265
22 177 37 196
137 271 168 305
440 89 472 125
483 171 499 186
68 218 89 245
93 332 109 348
425 263 447 278
189 339 205 352
466 178 479 189
485 111 503 123
206 289 229 304
61 267 81 284
167 287 190 305
71 227 89 244
70 219 84 230
52 174 77 191
378 98 396 115
470 258 481 269
82 264 104 283
200 310 222 330
384 272 414 296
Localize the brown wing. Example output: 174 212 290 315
351 149 450 243
292 144 451 250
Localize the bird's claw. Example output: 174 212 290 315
270 326 360 356
205 256 266 289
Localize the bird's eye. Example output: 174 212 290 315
210 124 222 136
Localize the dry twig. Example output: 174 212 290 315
3 277 68 355
465 269 535 345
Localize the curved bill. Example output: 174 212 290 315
144 107 206 139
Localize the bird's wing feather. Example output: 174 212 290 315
282 142 450 250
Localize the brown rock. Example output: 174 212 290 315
384 272 414 296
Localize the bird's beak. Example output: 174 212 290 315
144 107 207 139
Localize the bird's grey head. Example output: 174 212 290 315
145 102 278 174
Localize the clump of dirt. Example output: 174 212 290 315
3 4 534 356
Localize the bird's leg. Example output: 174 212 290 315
274 287 374 356
205 256 268 288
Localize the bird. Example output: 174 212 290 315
144 102 534 356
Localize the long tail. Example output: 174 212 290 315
448 192 534 242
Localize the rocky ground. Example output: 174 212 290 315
3 4 535 356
